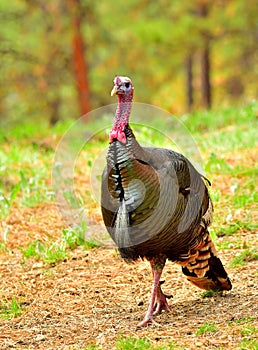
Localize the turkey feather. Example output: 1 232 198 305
114 199 131 248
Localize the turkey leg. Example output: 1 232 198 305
137 256 172 327
153 280 172 315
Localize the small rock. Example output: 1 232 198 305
226 213 232 223
196 341 204 347
230 184 237 193
32 262 43 269
35 334 45 341
96 332 106 345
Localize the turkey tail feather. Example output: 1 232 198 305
114 199 131 248
180 230 232 291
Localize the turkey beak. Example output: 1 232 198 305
111 85 119 96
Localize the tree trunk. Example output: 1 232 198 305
37 2 62 125
68 0 91 117
197 0 212 109
49 97 61 125
185 54 194 111
200 41 211 109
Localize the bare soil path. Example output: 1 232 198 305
0 204 257 349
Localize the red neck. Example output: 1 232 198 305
110 92 133 144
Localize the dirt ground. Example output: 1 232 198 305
0 203 257 350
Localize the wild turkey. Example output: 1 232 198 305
101 76 232 326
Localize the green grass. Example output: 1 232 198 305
0 101 256 215
21 221 100 265
116 336 179 350
21 240 68 265
240 325 257 336
62 223 88 249
0 103 256 260
215 238 242 251
80 337 182 350
0 143 54 219
196 322 217 335
216 220 257 237
234 317 254 324
183 101 257 135
62 222 100 250
0 102 257 350
116 337 153 350
0 297 22 319
200 289 221 298
230 248 258 268
237 338 258 350
201 126 257 152
204 153 257 179
83 346 101 350
0 102 257 267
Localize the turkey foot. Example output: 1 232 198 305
137 270 162 327
138 286 172 326
153 282 173 316
137 266 172 327
137 316 161 327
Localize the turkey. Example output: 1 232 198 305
101 76 232 327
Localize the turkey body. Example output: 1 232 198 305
101 76 232 326
102 125 208 261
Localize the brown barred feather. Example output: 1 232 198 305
180 229 232 291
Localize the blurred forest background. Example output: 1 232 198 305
0 0 257 126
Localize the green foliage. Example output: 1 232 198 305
82 345 100 350
231 249 258 268
186 101 258 153
116 336 178 350
19 170 54 207
21 221 99 265
234 317 254 324
34 242 67 265
80 338 182 350
230 249 258 268
62 189 81 209
240 325 257 336
0 168 54 219
0 242 6 251
0 1 257 125
62 224 86 249
116 337 152 350
0 129 55 219
196 322 217 335
0 176 20 219
237 339 258 350
184 99 258 134
216 220 257 237
215 238 242 251
21 240 41 259
21 240 68 265
62 222 100 250
0 297 22 319
209 188 221 203
205 153 233 174
200 290 220 299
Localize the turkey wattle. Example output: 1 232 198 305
101 76 232 327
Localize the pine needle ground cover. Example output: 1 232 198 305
0 103 257 349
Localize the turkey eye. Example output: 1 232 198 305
125 82 130 88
